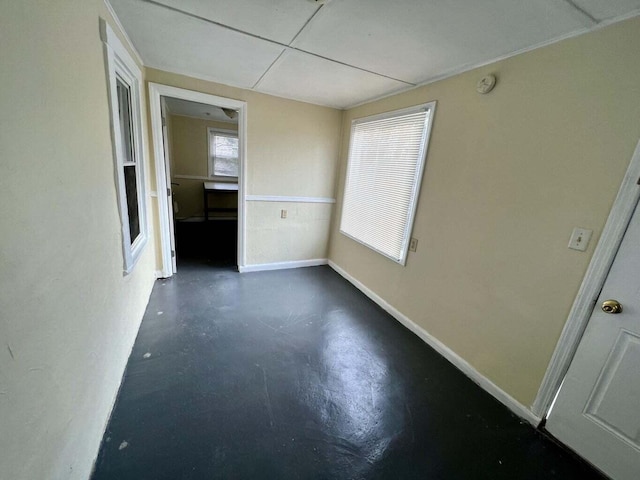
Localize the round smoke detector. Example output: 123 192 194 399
476 74 497 94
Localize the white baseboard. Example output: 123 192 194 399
239 258 328 273
328 260 541 427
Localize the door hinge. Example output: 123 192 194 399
161 115 167 127
167 187 171 196
171 250 175 258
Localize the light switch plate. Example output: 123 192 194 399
568 228 592 252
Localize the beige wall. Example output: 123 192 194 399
247 202 333 264
169 115 238 219
170 115 237 178
328 17 640 407
0 1 157 479
146 68 342 265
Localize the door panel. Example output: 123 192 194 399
160 98 177 273
584 330 640 448
546 200 640 479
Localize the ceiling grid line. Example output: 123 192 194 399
110 0 640 109
141 0 289 47
290 48 415 85
140 0 413 87
252 49 288 90
253 3 325 91
286 4 325 46
560 0 599 24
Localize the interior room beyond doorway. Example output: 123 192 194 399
163 97 240 266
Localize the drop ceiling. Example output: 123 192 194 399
108 0 640 109
164 97 238 123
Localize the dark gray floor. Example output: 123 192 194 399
92 226 604 479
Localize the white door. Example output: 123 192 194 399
546 199 640 479
160 98 177 273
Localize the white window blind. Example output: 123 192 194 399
340 103 435 265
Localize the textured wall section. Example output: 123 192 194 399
246 202 333 264
328 16 640 406
0 1 157 479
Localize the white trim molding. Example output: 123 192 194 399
246 195 336 204
148 83 248 276
174 174 239 182
239 258 328 273
103 0 144 66
173 174 212 181
328 260 542 426
531 139 640 419
100 19 149 275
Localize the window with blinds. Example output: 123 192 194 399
208 128 239 178
339 103 435 265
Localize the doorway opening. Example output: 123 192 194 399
148 84 247 277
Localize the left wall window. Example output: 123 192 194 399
101 19 147 274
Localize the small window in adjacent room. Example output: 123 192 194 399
208 128 239 178
101 19 148 274
339 102 436 265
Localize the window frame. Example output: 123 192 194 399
100 20 148 275
207 127 239 179
339 102 436 265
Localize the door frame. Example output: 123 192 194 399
532 139 640 419
148 82 248 277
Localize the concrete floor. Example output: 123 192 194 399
92 226 604 479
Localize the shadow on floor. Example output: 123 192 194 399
174 218 237 269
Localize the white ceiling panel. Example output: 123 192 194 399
572 0 640 21
150 0 320 44
294 0 593 84
256 49 409 109
109 0 284 88
108 0 639 109
164 98 238 124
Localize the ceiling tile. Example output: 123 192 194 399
164 98 238 124
294 0 592 84
255 49 409 109
150 0 320 44
572 0 640 21
109 0 284 88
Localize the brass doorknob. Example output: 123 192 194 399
601 299 622 314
